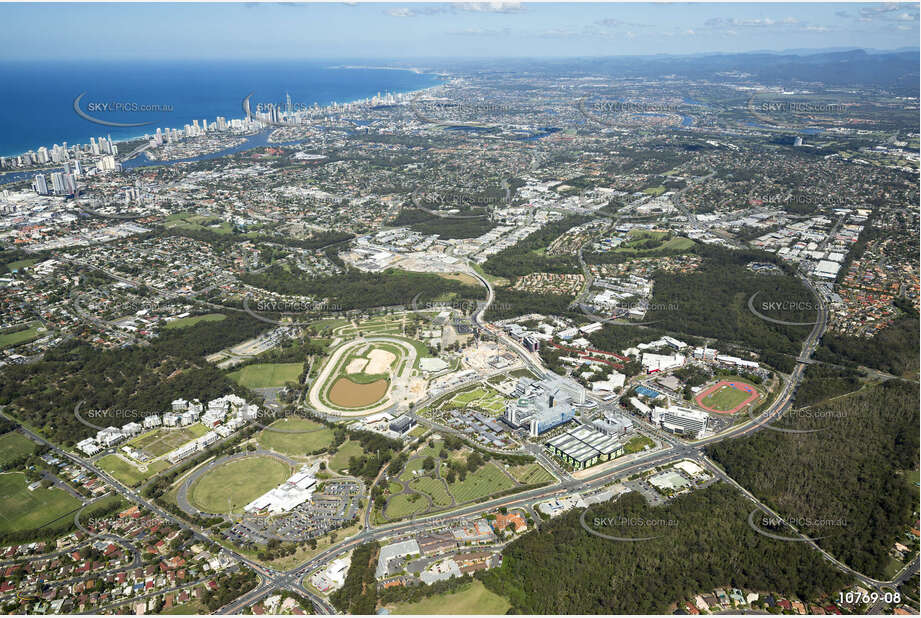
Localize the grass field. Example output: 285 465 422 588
0 432 36 466
228 362 303 389
697 380 760 413
388 580 510 615
0 472 82 534
4 258 37 273
258 417 335 456
129 425 209 458
624 435 655 454
385 492 428 519
329 439 366 473
97 454 169 487
447 387 507 416
0 324 42 349
189 456 290 513
410 476 454 506
163 313 226 330
507 463 554 485
613 230 694 255
448 463 517 504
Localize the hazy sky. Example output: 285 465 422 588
2 2 918 60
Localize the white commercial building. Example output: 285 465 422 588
651 406 709 439
244 468 317 514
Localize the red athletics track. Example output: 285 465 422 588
694 380 760 415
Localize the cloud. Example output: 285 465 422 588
859 3 901 18
384 2 524 18
834 10 850 18
453 2 524 13
448 26 513 36
385 7 416 17
595 17 653 28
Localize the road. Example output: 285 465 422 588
222 258 911 614
4 243 914 615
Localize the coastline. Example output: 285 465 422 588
0 78 448 185
0 67 448 163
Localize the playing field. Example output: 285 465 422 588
696 380 761 414
328 439 365 473
0 324 42 349
0 432 36 466
0 472 82 534
258 417 335 456
129 425 208 458
227 362 303 388
163 313 226 330
388 580 510 615
189 456 290 513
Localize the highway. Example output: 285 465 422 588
3 247 914 615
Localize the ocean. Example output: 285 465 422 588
0 60 443 158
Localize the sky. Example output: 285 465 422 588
1 2 918 60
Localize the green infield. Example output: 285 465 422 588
258 417 335 456
329 439 366 473
696 379 761 413
0 324 42 349
228 362 304 388
189 456 291 514
388 580 510 615
0 432 36 466
0 472 82 534
163 313 226 330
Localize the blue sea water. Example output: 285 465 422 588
0 60 443 158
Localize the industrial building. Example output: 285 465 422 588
545 424 624 470
389 415 417 435
651 405 710 439
592 411 634 437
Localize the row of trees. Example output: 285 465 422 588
241 267 484 312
